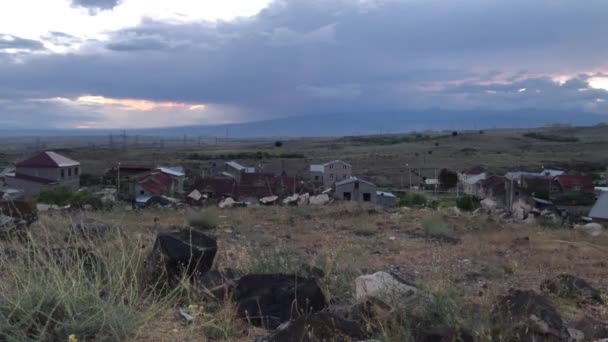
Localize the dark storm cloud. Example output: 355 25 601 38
2 0 608 128
71 0 121 14
0 34 45 51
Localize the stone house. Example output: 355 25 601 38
458 166 487 197
5 151 80 196
335 177 377 203
550 175 595 204
133 168 185 202
310 160 352 189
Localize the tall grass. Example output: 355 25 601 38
0 221 171 341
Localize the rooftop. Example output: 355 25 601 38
590 192 608 220
17 151 79 168
336 176 376 187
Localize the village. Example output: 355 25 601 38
1 149 607 232
0 137 608 341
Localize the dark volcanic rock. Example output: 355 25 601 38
195 268 242 300
419 327 475 342
234 274 328 329
571 315 608 340
540 274 604 305
256 312 368 342
144 229 218 290
491 289 566 341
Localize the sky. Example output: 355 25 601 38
0 0 607 129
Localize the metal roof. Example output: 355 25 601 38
376 191 396 198
157 166 185 177
225 161 246 171
335 176 376 187
323 160 352 167
310 164 324 172
590 192 608 220
17 151 79 168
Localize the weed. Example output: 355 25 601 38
421 215 454 237
187 209 219 230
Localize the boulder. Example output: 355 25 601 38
233 274 328 329
571 316 608 340
298 193 310 206
491 289 566 341
219 197 236 209
512 199 532 216
260 196 279 205
195 268 243 301
72 217 110 240
513 207 526 221
255 312 368 342
448 207 462 217
419 327 475 342
282 194 299 206
354 271 433 320
480 198 497 213
522 215 537 225
573 223 604 237
144 229 218 290
309 194 330 206
540 274 604 305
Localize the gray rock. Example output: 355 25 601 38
309 194 330 205
574 223 603 237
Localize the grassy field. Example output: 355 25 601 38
2 125 607 189
1 203 606 341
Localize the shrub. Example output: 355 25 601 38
0 230 166 341
397 193 427 207
246 244 302 274
523 132 579 142
421 215 454 237
36 187 73 206
456 195 480 212
187 210 219 230
439 169 458 189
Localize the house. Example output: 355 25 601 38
589 192 608 224
335 177 377 203
108 163 154 177
459 167 487 196
157 166 186 195
376 191 397 207
208 160 255 182
310 160 352 189
423 178 440 191
551 175 595 204
190 172 297 201
478 176 509 206
5 151 80 196
133 168 184 201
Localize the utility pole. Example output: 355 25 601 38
117 162 121 201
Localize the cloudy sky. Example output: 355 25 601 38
1 0 607 129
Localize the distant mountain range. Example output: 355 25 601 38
2 109 606 138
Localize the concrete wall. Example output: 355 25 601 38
335 180 377 203
5 177 53 197
323 162 352 188
16 166 80 192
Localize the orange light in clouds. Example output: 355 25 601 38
75 96 205 111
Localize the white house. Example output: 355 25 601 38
309 160 352 189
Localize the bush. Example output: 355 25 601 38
397 193 427 207
439 169 458 189
36 187 73 206
37 188 105 210
187 210 219 230
523 132 579 142
421 215 454 237
0 230 165 341
456 195 480 212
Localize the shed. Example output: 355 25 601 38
590 192 608 223
335 177 377 203
376 191 396 207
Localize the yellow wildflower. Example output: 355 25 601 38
68 335 78 342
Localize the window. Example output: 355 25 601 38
363 193 372 202
314 176 319 181
140 190 145 195
343 174 346 179
75 167 79 176
68 168 72 177
330 174 334 179
330 165 333 169
61 169 65 178
354 182 359 190
343 192 352 201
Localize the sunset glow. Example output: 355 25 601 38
75 96 206 111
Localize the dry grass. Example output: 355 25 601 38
1 202 607 340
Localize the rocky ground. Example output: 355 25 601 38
1 203 607 341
